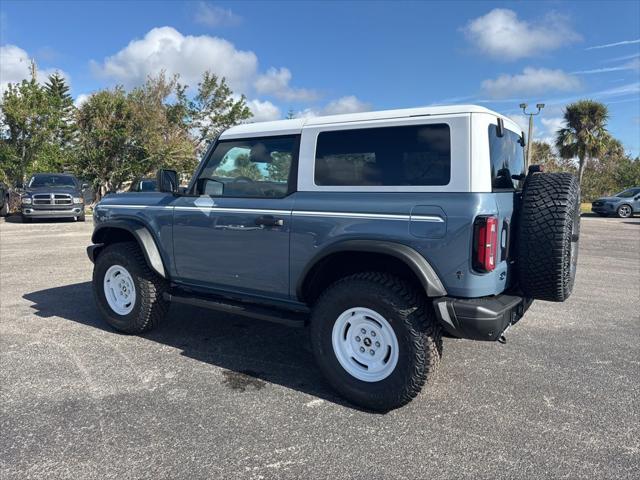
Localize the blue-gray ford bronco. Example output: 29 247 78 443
88 105 581 411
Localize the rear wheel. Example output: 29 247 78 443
93 241 169 333
517 172 581 302
310 272 441 411
617 204 632 218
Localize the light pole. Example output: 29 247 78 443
520 103 544 168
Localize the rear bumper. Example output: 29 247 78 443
22 207 84 218
433 294 533 341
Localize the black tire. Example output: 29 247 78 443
78 214 86 222
0 198 8 217
93 241 169 334
617 204 633 218
310 272 441 412
21 214 31 223
517 172 580 302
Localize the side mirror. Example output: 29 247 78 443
635 195 640 201
157 169 178 194
81 183 89 191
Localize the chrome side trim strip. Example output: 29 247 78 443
96 205 443 223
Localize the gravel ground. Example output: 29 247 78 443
1 215 638 479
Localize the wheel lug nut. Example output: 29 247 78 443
360 328 366 334
355 336 361 342
360 347 365 353
370 350 374 355
375 341 380 348
371 331 376 337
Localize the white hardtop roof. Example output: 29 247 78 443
220 104 517 138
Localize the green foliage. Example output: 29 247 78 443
267 151 292 182
555 100 610 185
229 153 263 181
532 137 640 201
75 87 137 198
187 71 253 154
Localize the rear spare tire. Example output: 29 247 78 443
517 172 580 302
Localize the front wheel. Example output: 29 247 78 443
93 241 169 333
617 204 632 218
310 272 441 411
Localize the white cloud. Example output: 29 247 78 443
297 96 372 118
573 57 640 75
254 67 318 102
586 39 640 50
194 2 241 27
321 95 372 115
541 116 566 134
481 67 581 99
463 9 581 61
0 44 69 95
246 98 281 122
74 93 91 108
91 26 258 93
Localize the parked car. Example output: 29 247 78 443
19 173 88 222
591 187 640 218
87 105 581 411
129 178 157 193
0 181 9 217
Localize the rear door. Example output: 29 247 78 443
172 135 299 300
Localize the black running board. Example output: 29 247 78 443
163 291 308 327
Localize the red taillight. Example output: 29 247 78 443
473 216 498 272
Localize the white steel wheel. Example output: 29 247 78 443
103 264 136 316
331 307 400 382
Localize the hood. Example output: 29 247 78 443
25 186 80 195
594 196 622 203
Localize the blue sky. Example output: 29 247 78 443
1 1 639 155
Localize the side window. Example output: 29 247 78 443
196 136 296 198
488 124 525 190
314 124 451 186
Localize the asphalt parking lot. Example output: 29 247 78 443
1 215 639 479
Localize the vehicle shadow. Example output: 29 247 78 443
23 282 360 410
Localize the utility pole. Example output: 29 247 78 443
520 103 544 168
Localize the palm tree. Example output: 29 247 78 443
555 100 609 186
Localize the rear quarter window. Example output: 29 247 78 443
314 124 451 186
488 124 525 191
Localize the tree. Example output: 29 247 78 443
530 141 575 173
187 71 252 154
128 73 196 180
44 72 75 147
0 61 56 184
555 100 609 186
75 87 138 200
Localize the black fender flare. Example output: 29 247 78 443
296 239 447 299
89 220 167 278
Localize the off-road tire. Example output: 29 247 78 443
93 241 169 334
21 214 31 223
0 198 8 217
310 272 441 411
517 172 580 302
78 214 86 222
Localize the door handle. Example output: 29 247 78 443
255 215 284 227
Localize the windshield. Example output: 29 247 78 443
615 188 640 198
29 174 77 188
